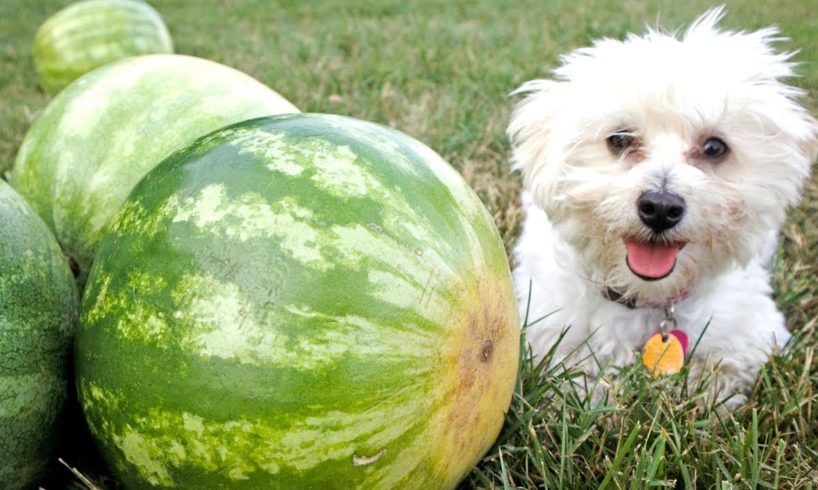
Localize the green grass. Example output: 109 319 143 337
2 0 818 488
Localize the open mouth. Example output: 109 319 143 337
625 239 686 281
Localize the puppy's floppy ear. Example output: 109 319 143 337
507 79 564 181
802 114 818 165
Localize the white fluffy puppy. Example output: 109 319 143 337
509 8 818 407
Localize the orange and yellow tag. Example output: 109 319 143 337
642 329 689 377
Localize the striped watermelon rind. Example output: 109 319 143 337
33 0 174 94
0 180 78 488
12 54 298 286
77 113 520 489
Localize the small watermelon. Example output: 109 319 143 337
77 114 520 489
33 0 174 94
0 180 78 488
12 54 298 285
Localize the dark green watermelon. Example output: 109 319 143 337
0 180 78 488
77 114 520 488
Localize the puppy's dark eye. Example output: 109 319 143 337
607 132 635 155
702 137 729 160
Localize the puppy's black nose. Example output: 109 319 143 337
637 191 685 234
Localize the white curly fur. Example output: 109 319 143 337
509 7 818 407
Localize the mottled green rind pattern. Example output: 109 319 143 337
77 114 520 489
0 181 78 489
12 54 298 285
33 0 174 94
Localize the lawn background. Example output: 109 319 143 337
2 0 818 488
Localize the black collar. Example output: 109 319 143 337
603 286 638 309
603 286 691 310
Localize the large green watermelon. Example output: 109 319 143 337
77 114 520 489
0 180 78 488
33 0 174 94
12 54 298 285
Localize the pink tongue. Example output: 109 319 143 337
626 241 680 279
